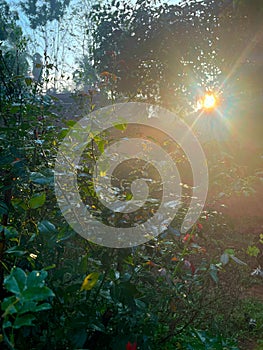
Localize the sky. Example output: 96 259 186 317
7 0 183 90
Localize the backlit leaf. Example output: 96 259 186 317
29 193 46 209
80 272 99 291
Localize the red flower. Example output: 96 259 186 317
190 262 196 274
183 233 194 243
183 233 190 242
184 260 196 274
126 341 137 350
197 222 203 230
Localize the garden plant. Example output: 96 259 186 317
0 0 262 349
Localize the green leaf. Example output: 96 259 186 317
4 267 27 295
193 329 206 343
38 220 57 234
2 320 12 329
28 193 46 209
30 172 52 185
220 253 229 265
79 254 88 274
2 226 18 239
25 77 32 86
225 248 235 255
43 264 56 271
5 246 27 256
209 264 219 284
66 120 76 127
0 201 8 215
90 322 106 333
135 298 146 310
246 245 260 257
97 139 105 154
27 270 48 289
70 328 88 348
230 255 247 266
19 301 37 314
34 303 52 312
11 198 27 210
23 286 55 301
113 122 127 130
1 296 18 315
125 193 133 201
13 314 36 329
115 281 139 306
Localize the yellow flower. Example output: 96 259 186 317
80 272 99 291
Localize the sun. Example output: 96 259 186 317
203 94 217 109
197 92 218 111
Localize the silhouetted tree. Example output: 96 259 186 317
20 0 71 29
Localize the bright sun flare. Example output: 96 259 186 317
197 93 218 111
203 94 217 109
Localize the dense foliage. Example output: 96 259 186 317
0 0 262 349
89 0 262 146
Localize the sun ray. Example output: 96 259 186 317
188 109 205 131
219 27 263 92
